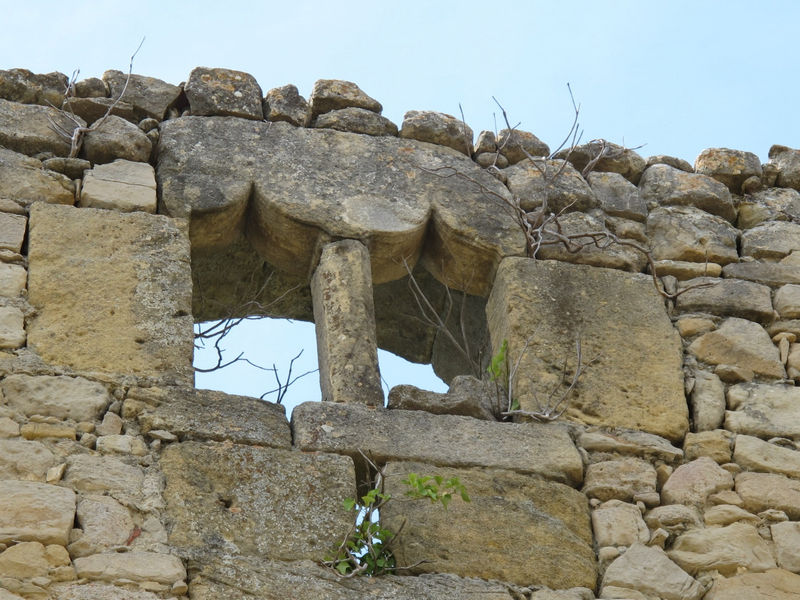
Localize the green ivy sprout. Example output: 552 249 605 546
324 452 470 577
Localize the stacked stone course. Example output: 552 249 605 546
1 65 800 598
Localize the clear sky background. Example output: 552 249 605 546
3 1 798 416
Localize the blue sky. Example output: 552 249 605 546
3 1 799 415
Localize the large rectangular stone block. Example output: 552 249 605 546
486 258 688 441
27 204 194 384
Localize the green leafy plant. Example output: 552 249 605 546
324 452 469 577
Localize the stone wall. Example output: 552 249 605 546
1 66 800 598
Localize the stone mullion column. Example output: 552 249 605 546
311 239 383 406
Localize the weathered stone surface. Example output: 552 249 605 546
592 499 650 547
0 214 25 256
738 187 800 229
61 97 137 125
80 159 157 213
647 154 694 173
20 422 76 440
684 430 733 464
0 541 72 581
586 171 647 222
189 555 516 600
103 70 181 120
68 494 134 558
661 457 734 507
578 429 683 463
676 278 773 323
486 259 687 441
63 454 144 498
647 206 738 265
95 434 147 455
556 141 647 184
158 117 521 294
382 461 596 590
82 114 152 164
48 582 161 600
669 522 776 576
644 504 703 534
690 370 726 431
604 214 648 242
639 163 736 222
387 376 497 420
723 261 800 287
312 240 383 406
0 69 68 105
185 66 263 119
582 458 656 502
689 318 784 379
734 434 800 478
601 543 704 600
769 144 800 191
496 128 549 164
42 155 90 180
309 79 382 117
704 569 800 599
772 521 800 573
1 375 110 422
736 472 800 519
0 306 24 348
314 107 398 136
474 130 496 154
741 221 800 260
400 110 473 155
0 147 74 206
0 98 85 157
775 284 800 318
132 386 291 447
694 148 762 193
505 158 598 213
292 401 583 485
0 481 75 545
0 439 55 481
161 441 354 560
703 504 758 526
74 551 185 584
27 204 194 383
725 383 800 438
263 83 310 126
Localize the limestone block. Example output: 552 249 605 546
1 374 110 421
644 504 703 534
47 582 161 600
675 316 716 338
311 240 383 406
601 543 704 600
669 522 776 576
20 422 76 440
587 172 648 221
133 386 291 447
387 377 497 421
263 83 310 126
734 434 800 479
592 500 650 547
103 69 182 121
0 481 75 545
61 96 137 125
0 147 74 206
0 98 84 156
82 115 152 164
722 262 800 287
775 284 800 318
505 158 597 213
661 457 734 507
63 454 144 498
0 263 26 297
486 258 687 441
314 107 398 136
703 504 758 526
0 306 24 348
578 429 683 463
556 141 647 184
772 521 800 573
68 494 134 558
496 128 549 164
725 383 800 438
400 110 473 154
738 187 800 229
188 555 515 600
690 370 726 431
292 400 583 485
73 551 185 585
381 461 596 590
95 412 122 436
647 206 738 265
694 147 762 193
683 430 733 464
161 441 354 560
736 471 800 519
309 79 382 117
655 260 722 280
582 458 657 502
704 569 800 599
0 541 73 580
0 439 56 481
0 212 27 254
741 221 800 260
769 144 800 191
158 117 521 294
688 317 784 379
80 159 157 213
0 68 68 106
647 154 694 173
27 203 193 383
185 66 263 119
95 434 147 456
639 163 735 222
0 417 19 438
